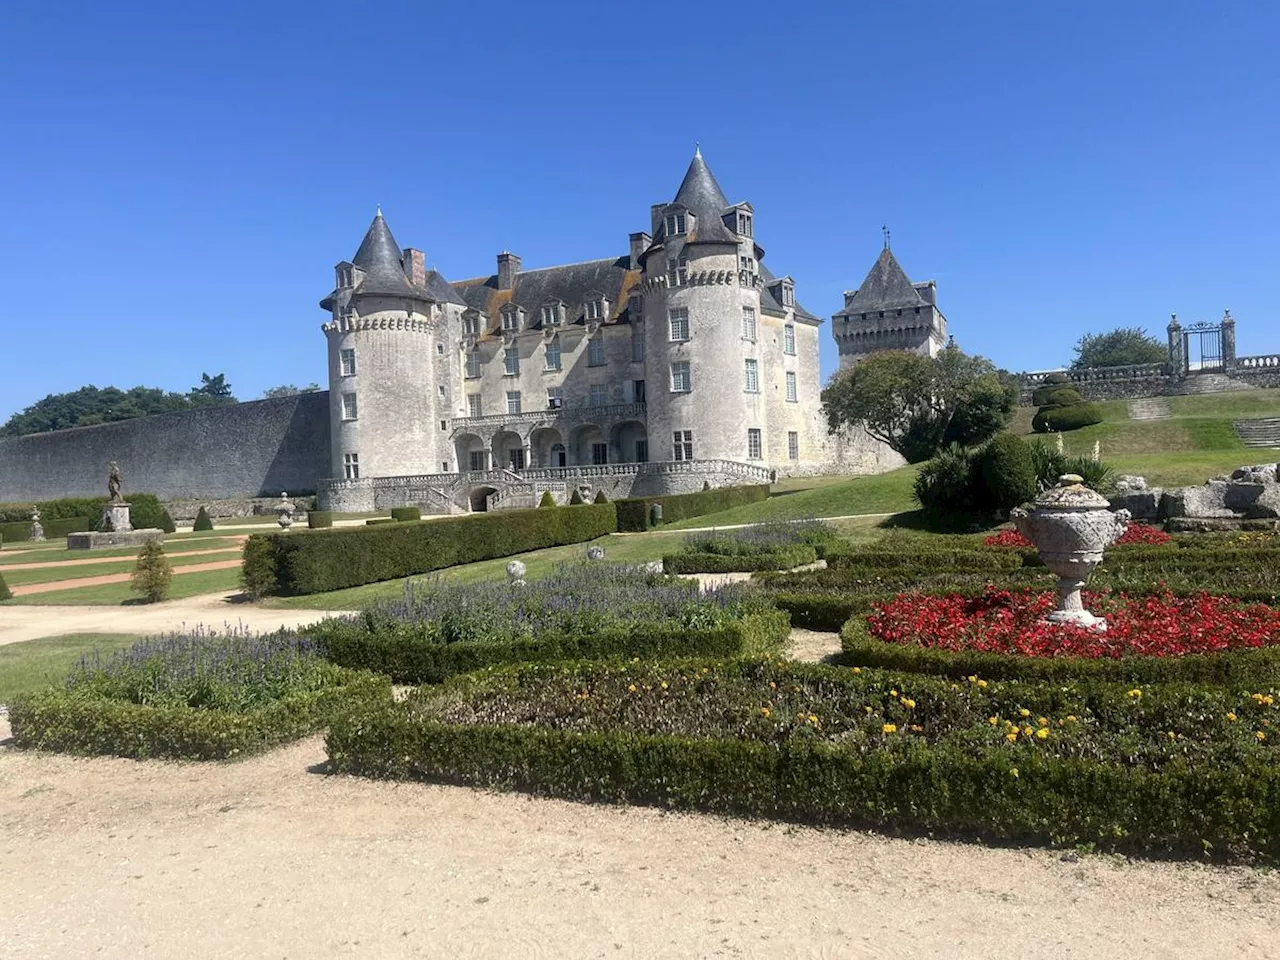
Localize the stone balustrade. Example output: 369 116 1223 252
451 402 647 437
1237 354 1280 370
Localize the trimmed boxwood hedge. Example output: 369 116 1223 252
838 615 1280 686
244 502 618 596
312 610 790 684
391 506 422 522
327 663 1280 862
662 544 817 574
308 510 334 529
0 570 10 601
615 484 771 532
8 671 391 761
0 516 93 542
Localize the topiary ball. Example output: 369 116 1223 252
979 434 1038 512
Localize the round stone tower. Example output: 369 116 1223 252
641 150 767 465
320 209 450 488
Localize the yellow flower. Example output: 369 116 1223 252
760 707 770 718
808 714 819 725
882 723 897 734
890 689 899 697
1035 728 1049 741
1037 717 1049 727
1128 689 1142 699
1066 715 1078 723
851 667 862 674
1227 712 1238 722
988 716 999 725
1010 767 1020 778
976 679 988 688
901 698 916 709
1005 732 1019 743
1023 726 1035 738
864 706 874 715
1019 708 1031 718
910 724 923 732
768 681 777 689
1258 731 1268 742
627 684 637 693
967 675 978 683
660 681 668 690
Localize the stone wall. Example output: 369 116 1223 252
1017 365 1280 403
0 393 331 502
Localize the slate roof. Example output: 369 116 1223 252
451 257 642 335
834 248 926 317
760 263 822 323
320 210 468 310
650 149 740 248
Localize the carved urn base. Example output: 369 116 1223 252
1046 577 1108 631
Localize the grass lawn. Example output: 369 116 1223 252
0 548 243 587
0 633 140 704
0 535 244 565
0 567 243 606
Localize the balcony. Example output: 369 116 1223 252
451 402 646 435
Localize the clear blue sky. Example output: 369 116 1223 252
2 1 1277 420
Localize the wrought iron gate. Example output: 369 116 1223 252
1183 321 1224 373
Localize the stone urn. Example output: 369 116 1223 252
506 559 527 586
1011 474 1131 630
277 492 295 532
28 507 45 542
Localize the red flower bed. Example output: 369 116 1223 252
983 523 1172 549
866 587 1280 658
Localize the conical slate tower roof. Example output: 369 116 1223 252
348 208 424 299
664 148 738 244
835 248 924 316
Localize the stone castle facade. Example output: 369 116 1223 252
832 244 948 368
318 150 900 512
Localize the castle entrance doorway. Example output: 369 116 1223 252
469 485 498 512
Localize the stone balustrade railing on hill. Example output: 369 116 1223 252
1018 355 1280 402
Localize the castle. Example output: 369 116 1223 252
316 150 901 512
832 242 948 367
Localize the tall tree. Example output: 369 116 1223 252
1071 327 1168 369
822 347 1017 463
261 383 321 399
188 372 236 406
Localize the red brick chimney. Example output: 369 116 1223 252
403 248 426 287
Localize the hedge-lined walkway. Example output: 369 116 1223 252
9 558 245 597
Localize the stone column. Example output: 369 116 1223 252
1221 310 1237 372
1167 314 1185 377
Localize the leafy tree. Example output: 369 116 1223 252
189 372 236 406
131 541 172 603
1071 327 1168 369
1 385 194 436
262 383 321 399
822 346 1017 463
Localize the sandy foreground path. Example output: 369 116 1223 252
0 591 350 646
1 721 1277 960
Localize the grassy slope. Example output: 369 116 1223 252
0 633 140 703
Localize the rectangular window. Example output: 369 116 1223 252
343 452 359 479
589 384 607 407
545 336 562 371
665 212 687 236
469 450 487 472
635 439 649 463
787 431 799 461
541 304 561 326
741 306 756 341
547 386 563 409
744 359 759 393
440 419 447 431
502 310 519 332
631 335 645 363
438 385 446 399
337 266 354 288
666 256 688 286
506 391 522 414
591 442 609 465
588 337 606 366
784 323 796 355
668 308 689 342
465 350 481 379
673 430 693 461
341 392 358 421
786 371 797 402
670 361 691 393
339 348 356 377
463 314 480 336
747 428 762 460
437 342 445 355
467 394 482 418
737 212 753 237
509 447 526 470
504 348 519 376
629 294 643 317
633 379 646 403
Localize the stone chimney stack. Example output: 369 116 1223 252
843 290 857 308
650 204 665 235
403 248 426 287
629 232 651 269
497 251 521 290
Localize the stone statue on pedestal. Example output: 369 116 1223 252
29 506 45 542
107 462 124 503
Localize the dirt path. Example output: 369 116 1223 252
1 725 1275 959
10 558 244 597
0 591 351 645
0 545 242 572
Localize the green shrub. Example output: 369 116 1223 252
157 509 177 534
240 537 278 599
327 658 1280 861
0 516 93 542
391 506 421 522
593 490 609 504
1028 439 1114 492
244 502 618 596
569 488 586 505
0 570 10 601
308 511 334 529
126 494 167 530
367 518 395 526
615 484 771 532
913 444 980 515
131 541 172 603
663 544 817 573
1033 401 1104 433
980 434 1037 512
538 491 556 508
193 506 214 531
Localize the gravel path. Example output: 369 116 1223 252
10 558 245 597
1 721 1276 959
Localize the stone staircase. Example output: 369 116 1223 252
1234 418 1280 449
1178 372 1254 395
1127 398 1171 421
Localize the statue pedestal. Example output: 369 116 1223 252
28 522 45 542
102 501 133 533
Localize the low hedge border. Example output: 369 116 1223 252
327 689 1280 862
313 610 790 684
615 484 771 532
0 516 93 542
8 671 390 761
663 544 817 574
838 615 1280 685
244 502 618 596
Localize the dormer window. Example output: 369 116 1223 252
584 298 607 322
540 303 563 326
462 313 480 337
781 281 795 308
501 307 520 332
337 265 354 288
664 212 687 236
736 212 753 237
